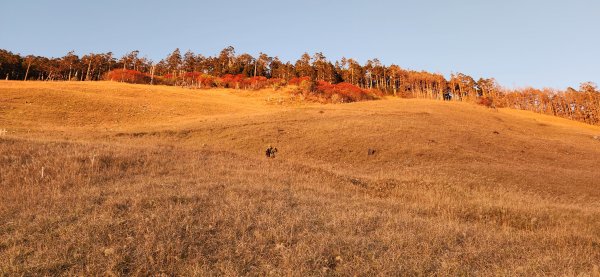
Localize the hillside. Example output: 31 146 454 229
1 81 600 275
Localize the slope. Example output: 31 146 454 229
1 81 599 275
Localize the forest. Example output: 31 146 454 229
1 47 599 125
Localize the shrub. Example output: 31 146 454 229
299 79 316 93
182 72 201 85
268 78 286 90
477 96 494 108
219 74 245 89
197 74 216 88
246 76 268 90
104 69 151 84
315 81 377 103
289 77 310 86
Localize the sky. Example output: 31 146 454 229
1 0 598 89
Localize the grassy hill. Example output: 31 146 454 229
1 81 599 275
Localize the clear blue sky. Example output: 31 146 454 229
1 0 598 89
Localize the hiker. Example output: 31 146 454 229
265 146 278 158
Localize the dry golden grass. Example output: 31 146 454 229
1 81 600 275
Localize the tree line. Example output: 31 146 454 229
1 47 599 124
